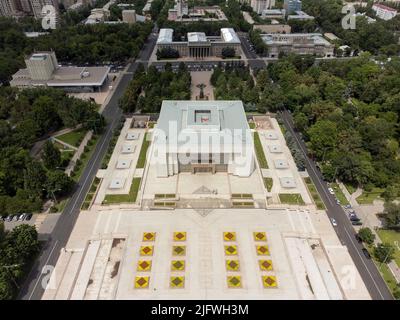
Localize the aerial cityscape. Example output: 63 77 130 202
0 0 400 307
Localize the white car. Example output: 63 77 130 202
331 218 338 227
328 187 335 194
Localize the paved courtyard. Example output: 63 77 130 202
42 208 370 300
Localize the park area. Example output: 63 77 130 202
377 229 400 267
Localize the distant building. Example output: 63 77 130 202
0 0 60 18
287 10 314 20
10 52 109 92
254 24 291 34
168 1 227 22
122 9 136 24
251 0 275 15
283 0 301 14
0 0 18 17
261 33 334 58
261 9 285 19
372 3 397 21
30 0 59 19
154 100 255 177
156 28 241 59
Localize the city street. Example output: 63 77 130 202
280 109 393 300
17 27 158 300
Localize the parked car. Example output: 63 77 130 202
344 204 352 209
12 215 18 221
25 213 33 221
336 199 341 204
362 248 371 259
352 221 362 226
350 216 360 222
355 234 362 243
328 188 334 195
18 213 27 221
331 218 338 227
5 215 13 221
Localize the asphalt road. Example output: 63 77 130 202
280 110 393 300
18 28 158 300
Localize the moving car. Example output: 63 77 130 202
331 218 338 227
362 248 371 259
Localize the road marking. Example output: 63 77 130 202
28 240 59 300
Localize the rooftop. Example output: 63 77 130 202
187 32 208 43
373 3 398 12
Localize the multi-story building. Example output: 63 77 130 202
251 0 275 15
261 33 334 58
154 100 255 177
372 3 397 21
156 28 241 59
10 51 110 92
30 0 59 19
283 0 301 14
261 9 285 19
0 0 24 17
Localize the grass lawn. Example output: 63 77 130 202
356 187 385 205
304 177 325 210
366 245 399 298
71 134 100 182
56 129 86 147
331 183 349 205
254 132 268 169
263 177 273 192
136 132 150 169
103 178 141 204
279 193 305 205
377 229 400 267
249 122 255 129
344 183 357 195
52 199 68 213
148 121 156 129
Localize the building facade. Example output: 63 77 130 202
10 51 109 92
283 0 301 14
372 3 397 21
0 0 17 16
261 33 334 58
157 28 241 59
251 0 275 15
153 100 255 177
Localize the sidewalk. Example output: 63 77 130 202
338 181 361 207
65 131 93 176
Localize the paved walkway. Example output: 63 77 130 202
65 131 93 176
338 182 361 207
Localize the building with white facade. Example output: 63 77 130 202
261 33 334 58
156 28 241 59
153 100 255 177
251 0 275 15
10 52 109 92
372 3 397 21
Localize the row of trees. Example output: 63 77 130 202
119 63 191 113
211 64 259 110
252 53 400 192
0 17 153 84
0 87 105 216
0 223 40 299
